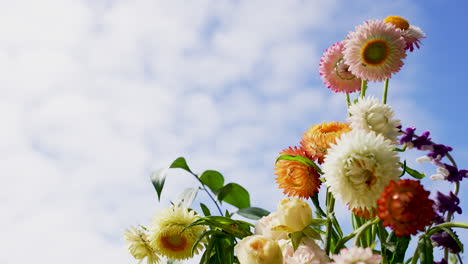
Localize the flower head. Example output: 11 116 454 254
331 246 382 264
323 130 401 210
319 41 362 93
235 235 283 264
384 15 426 52
277 198 313 232
436 191 462 215
255 212 288 241
301 121 351 164
347 97 402 142
149 206 206 260
124 226 160 264
343 19 407 81
431 229 462 254
377 179 435 237
279 237 329 264
275 146 322 198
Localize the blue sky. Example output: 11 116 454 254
1 0 467 263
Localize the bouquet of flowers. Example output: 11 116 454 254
124 16 467 264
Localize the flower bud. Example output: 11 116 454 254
277 198 312 232
255 212 288 241
234 235 283 264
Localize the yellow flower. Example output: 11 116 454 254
123 226 160 264
234 235 283 264
149 206 206 260
301 122 351 164
276 198 312 232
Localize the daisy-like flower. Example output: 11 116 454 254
235 235 283 264
149 206 206 260
319 41 362 93
383 15 425 52
377 179 435 237
331 246 382 264
301 122 351 164
275 146 322 198
347 97 402 143
124 226 160 264
279 237 329 264
343 19 407 82
323 130 400 211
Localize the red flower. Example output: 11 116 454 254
377 179 435 237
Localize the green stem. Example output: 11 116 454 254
427 222 468 236
346 93 351 107
190 172 224 216
360 80 367 98
382 78 389 104
311 194 326 218
334 218 379 253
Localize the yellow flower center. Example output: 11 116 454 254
361 39 390 66
383 16 410 30
161 233 187 252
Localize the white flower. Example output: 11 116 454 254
331 246 382 264
255 212 288 241
124 226 160 264
234 235 283 264
277 198 312 232
347 97 401 143
323 130 401 210
279 237 329 264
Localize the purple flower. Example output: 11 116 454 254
399 127 416 144
412 131 433 150
434 258 448 264
427 144 453 160
459 169 468 180
444 164 463 182
436 191 462 215
431 229 462 254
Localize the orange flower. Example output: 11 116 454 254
351 207 375 220
377 179 435 237
301 122 351 164
275 146 321 198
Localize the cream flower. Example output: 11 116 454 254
235 235 283 264
277 198 312 232
124 226 160 264
255 212 288 241
331 246 382 264
323 130 401 210
149 206 206 260
347 97 401 143
279 237 329 264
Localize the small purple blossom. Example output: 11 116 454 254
427 144 453 160
399 127 416 144
434 258 448 264
436 191 462 215
444 163 463 182
412 131 433 150
431 229 462 254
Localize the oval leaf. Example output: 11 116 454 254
200 170 224 192
217 183 250 209
200 203 211 216
150 168 168 201
170 157 193 174
236 207 270 220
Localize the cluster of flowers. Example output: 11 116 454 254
124 15 467 264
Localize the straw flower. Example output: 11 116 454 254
235 235 283 264
383 15 425 52
124 226 160 264
331 246 382 264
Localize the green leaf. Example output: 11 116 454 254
175 188 199 208
276 154 323 174
200 203 211 216
290 232 304 251
303 226 322 240
236 207 270 220
418 235 433 264
390 235 410 264
150 168 168 201
170 157 193 174
401 162 425 179
200 170 224 192
309 218 328 226
217 183 250 209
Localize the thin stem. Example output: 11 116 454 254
427 222 468 236
346 93 351 108
360 80 367 98
382 78 389 104
190 172 224 216
334 218 379 253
